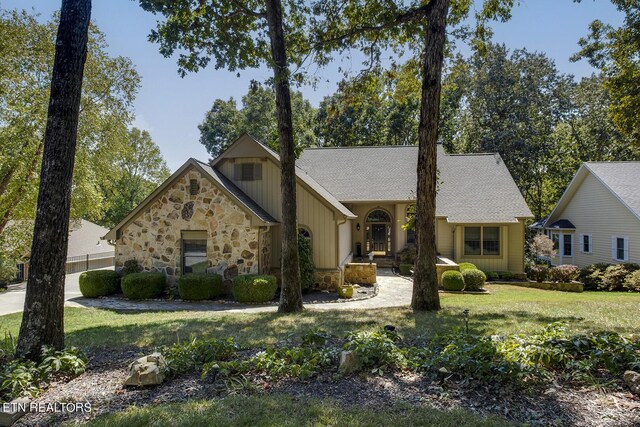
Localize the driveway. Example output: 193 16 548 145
0 268 413 316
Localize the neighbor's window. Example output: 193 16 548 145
613 236 628 261
464 227 481 256
465 226 500 256
551 233 560 251
234 163 262 181
182 231 208 274
563 234 573 257
581 234 592 253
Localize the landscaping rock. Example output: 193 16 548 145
0 398 30 427
339 350 361 375
124 353 166 387
624 370 640 394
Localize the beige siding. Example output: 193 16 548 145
338 219 353 266
454 224 510 272
218 157 337 268
436 219 454 258
507 221 525 272
549 173 640 267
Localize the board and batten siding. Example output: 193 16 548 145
218 157 337 269
550 172 640 267
436 218 454 259
338 220 353 266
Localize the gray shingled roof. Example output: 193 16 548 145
196 160 278 224
298 145 532 223
585 162 640 220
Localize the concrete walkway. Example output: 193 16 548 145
0 268 412 316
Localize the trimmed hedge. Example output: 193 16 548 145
458 262 477 272
442 270 465 291
121 272 166 300
501 281 584 293
399 264 413 275
232 274 278 303
79 270 120 298
178 273 223 301
462 269 486 291
529 265 549 283
549 265 580 282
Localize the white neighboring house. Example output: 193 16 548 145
532 162 640 267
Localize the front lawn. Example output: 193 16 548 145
0 285 638 350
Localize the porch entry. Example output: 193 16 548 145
365 209 392 256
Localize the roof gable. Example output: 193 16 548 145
103 159 277 241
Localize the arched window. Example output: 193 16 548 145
406 204 416 245
298 227 311 240
366 209 391 223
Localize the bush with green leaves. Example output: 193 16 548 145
164 337 238 377
548 265 580 282
624 270 640 292
602 264 633 291
461 269 486 291
344 329 406 374
0 347 86 402
442 270 464 291
528 265 549 283
123 259 143 275
579 263 610 290
79 270 120 298
498 271 514 280
251 346 337 380
0 255 17 286
399 264 412 275
232 274 278 303
121 272 166 299
298 237 315 291
178 273 223 300
485 271 499 281
458 262 477 272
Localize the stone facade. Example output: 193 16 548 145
314 269 342 290
115 168 270 286
344 263 377 285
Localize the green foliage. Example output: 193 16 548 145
178 273 223 301
399 264 413 275
548 265 580 283
0 254 17 285
250 346 337 380
79 270 120 298
624 270 640 292
442 270 464 291
0 332 16 366
485 271 499 281
457 262 476 271
529 265 549 283
122 259 143 275
164 337 238 377
298 236 315 291
510 281 584 293
344 329 406 375
121 272 166 300
497 271 514 281
461 269 486 291
398 246 417 264
579 263 609 290
232 275 278 303
0 347 86 402
603 264 635 291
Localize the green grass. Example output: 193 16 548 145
85 394 511 427
0 285 638 350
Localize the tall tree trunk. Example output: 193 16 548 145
265 0 303 312
16 0 91 360
412 0 449 311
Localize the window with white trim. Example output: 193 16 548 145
612 236 629 261
562 234 573 257
580 234 592 254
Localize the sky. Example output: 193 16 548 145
1 0 625 171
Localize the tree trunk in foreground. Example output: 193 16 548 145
16 0 91 359
412 0 449 311
265 0 304 312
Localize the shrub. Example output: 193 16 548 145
232 274 278 303
164 337 238 376
123 259 143 275
79 270 120 298
485 271 499 281
548 265 580 283
579 263 610 290
399 264 412 275
529 265 549 283
623 270 640 292
0 255 17 286
498 271 514 280
442 270 464 291
178 273 223 300
398 246 417 264
458 262 477 272
344 329 406 374
121 272 166 299
461 269 486 291
298 237 315 291
602 264 631 291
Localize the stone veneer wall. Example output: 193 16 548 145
314 269 342 290
344 263 377 285
115 168 267 286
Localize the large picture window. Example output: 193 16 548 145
464 226 500 256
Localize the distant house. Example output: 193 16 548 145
104 134 532 288
532 162 640 267
15 219 114 280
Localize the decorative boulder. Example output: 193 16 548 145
0 398 30 427
124 353 166 387
624 370 640 395
339 350 361 374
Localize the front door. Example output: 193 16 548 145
371 224 387 254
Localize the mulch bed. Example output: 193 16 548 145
14 348 640 427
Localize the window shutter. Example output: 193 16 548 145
624 238 630 261
588 235 592 253
579 234 584 253
611 237 617 259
